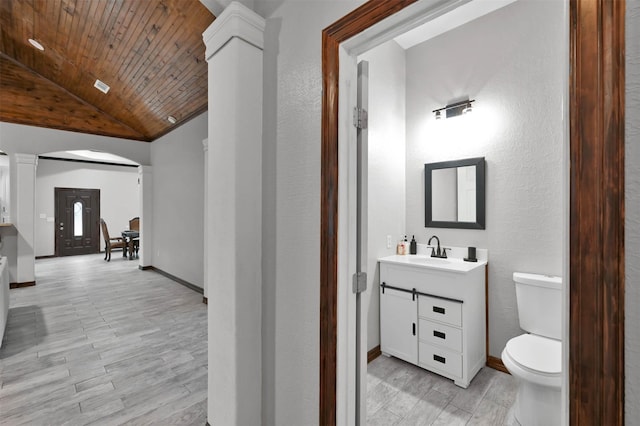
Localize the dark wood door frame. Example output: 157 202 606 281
320 0 625 425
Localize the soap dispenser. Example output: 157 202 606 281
409 235 417 255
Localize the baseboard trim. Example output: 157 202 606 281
35 255 57 260
486 355 510 374
367 345 381 363
203 297 208 304
10 281 36 289
143 266 204 295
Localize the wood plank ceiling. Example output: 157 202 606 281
0 0 214 142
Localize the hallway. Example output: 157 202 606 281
0 254 207 425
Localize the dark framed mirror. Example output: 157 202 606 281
425 157 485 229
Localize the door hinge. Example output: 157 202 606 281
352 272 368 294
353 107 368 130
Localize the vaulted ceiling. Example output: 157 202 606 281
0 0 215 142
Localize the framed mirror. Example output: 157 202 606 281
425 157 485 229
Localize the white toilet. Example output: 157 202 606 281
501 272 563 426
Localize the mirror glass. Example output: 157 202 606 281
425 157 485 229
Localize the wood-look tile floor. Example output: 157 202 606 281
0 254 207 425
367 355 519 426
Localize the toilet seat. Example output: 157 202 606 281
502 334 562 388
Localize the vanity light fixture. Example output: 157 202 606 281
433 99 475 119
167 115 177 124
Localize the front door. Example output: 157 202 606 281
55 188 100 256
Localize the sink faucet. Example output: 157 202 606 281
428 235 449 258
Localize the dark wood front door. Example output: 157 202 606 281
55 188 100 256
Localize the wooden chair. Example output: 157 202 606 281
100 218 126 261
129 217 139 231
128 217 140 258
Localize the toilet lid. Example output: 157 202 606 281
505 334 561 375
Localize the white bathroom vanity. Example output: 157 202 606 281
379 250 487 388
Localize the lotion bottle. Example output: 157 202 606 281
396 239 404 255
410 235 417 255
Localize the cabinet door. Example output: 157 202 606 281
380 287 418 364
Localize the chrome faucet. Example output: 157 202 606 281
428 235 449 258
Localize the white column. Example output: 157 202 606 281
10 154 37 285
203 3 264 424
138 166 153 268
202 138 209 301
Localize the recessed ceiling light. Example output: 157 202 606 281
94 79 110 94
167 116 177 124
28 38 44 51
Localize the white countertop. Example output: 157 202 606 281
378 254 487 273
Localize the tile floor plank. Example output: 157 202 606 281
367 355 518 426
0 254 207 426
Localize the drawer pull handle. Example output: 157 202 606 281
434 354 446 364
433 330 446 339
433 306 445 314
412 323 416 336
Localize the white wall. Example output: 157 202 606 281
404 0 565 357
359 40 406 352
0 122 150 166
626 0 640 423
256 1 366 424
34 159 139 257
150 111 206 288
0 155 9 223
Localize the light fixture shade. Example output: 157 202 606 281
433 98 475 119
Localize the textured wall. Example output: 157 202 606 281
0 122 151 166
404 0 566 356
35 159 139 257
257 2 366 424
359 40 407 352
626 0 640 423
150 111 206 288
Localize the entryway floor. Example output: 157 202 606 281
0 254 207 425
367 354 519 425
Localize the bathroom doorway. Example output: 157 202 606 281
319 0 626 425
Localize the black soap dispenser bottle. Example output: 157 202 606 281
409 235 417 255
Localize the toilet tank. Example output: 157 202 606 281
514 272 563 339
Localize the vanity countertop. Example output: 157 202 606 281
379 254 487 274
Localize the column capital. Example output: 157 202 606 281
12 153 38 166
203 1 265 61
138 165 152 176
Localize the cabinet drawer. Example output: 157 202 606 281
418 319 462 352
419 342 463 378
418 296 462 327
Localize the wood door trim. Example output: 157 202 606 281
569 0 625 424
320 3 419 424
320 0 625 425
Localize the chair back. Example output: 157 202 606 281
100 218 110 241
129 217 139 231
